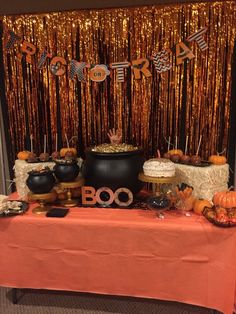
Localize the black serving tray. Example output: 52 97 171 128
203 206 236 228
26 157 53 163
0 201 29 217
175 160 212 167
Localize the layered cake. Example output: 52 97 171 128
143 158 176 177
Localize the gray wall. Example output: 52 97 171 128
0 101 10 195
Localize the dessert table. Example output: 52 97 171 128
0 195 236 314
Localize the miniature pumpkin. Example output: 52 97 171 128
209 155 226 165
167 149 183 157
17 151 30 160
193 199 212 215
60 148 77 157
213 190 236 208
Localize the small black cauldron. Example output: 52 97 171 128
54 160 80 182
82 149 144 194
26 169 55 194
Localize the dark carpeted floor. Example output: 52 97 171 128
0 287 221 314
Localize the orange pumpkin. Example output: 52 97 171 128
60 148 77 157
193 199 212 215
17 151 30 160
167 149 183 157
213 191 236 209
209 155 226 165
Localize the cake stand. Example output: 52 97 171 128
28 189 57 214
59 177 84 207
138 172 176 196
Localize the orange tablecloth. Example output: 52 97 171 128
0 198 236 314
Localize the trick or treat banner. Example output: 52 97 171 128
4 27 207 81
0 1 236 170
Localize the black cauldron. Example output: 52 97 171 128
82 149 144 194
53 160 80 182
26 170 56 194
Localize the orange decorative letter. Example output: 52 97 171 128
50 56 67 76
132 58 152 79
18 40 36 64
175 42 195 65
82 186 96 205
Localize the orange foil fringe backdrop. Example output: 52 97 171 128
1 1 236 161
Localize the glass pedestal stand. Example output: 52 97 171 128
59 177 84 207
138 173 176 218
28 190 57 214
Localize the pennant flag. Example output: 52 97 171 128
152 48 172 73
37 50 52 69
89 65 110 82
110 62 130 82
17 40 36 64
69 60 87 81
132 58 152 79
49 56 67 76
175 42 195 65
5 30 21 50
187 27 208 51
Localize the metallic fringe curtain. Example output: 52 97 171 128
1 1 236 163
